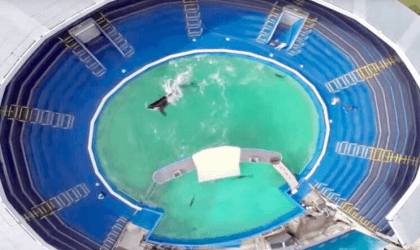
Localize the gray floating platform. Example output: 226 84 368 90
153 148 282 184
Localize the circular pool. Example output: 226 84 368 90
90 51 327 243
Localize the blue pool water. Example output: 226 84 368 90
308 231 387 250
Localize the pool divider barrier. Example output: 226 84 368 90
335 141 420 167
0 105 75 129
325 54 402 93
22 183 89 221
182 0 203 38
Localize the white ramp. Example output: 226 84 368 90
272 161 299 194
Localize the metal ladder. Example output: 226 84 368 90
23 183 90 221
50 183 90 212
62 33 106 77
0 105 75 129
0 105 32 121
100 217 129 250
94 13 135 58
257 2 283 44
325 71 363 93
314 182 345 204
30 108 75 129
183 0 203 38
294 0 305 8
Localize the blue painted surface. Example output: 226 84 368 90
0 0 418 249
303 0 420 237
307 230 387 250
131 208 163 231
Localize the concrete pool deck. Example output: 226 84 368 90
152 148 282 184
153 146 299 193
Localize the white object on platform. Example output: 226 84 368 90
192 146 241 182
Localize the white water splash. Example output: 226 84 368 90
240 72 258 85
163 69 193 104
198 79 208 95
209 71 230 116
168 60 179 68
194 54 207 62
149 123 161 139
208 59 217 65
222 128 228 138
225 65 237 77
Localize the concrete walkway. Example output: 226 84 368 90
271 160 299 194
153 147 299 195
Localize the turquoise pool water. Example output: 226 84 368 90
308 231 387 250
94 53 319 241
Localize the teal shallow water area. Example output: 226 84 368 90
94 54 320 241
308 230 387 250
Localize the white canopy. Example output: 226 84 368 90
192 146 241 182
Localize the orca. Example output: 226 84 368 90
148 96 169 115
147 80 195 116
189 196 195 207
237 174 254 179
